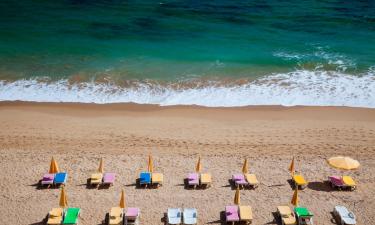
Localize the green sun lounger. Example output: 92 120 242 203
63 208 80 224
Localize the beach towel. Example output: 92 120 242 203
42 173 55 185
232 174 248 186
152 173 163 184
183 208 197 225
239 205 253 221
62 208 80 224
200 173 212 185
225 205 240 222
54 172 67 185
139 172 151 184
334 206 356 225
187 173 199 186
167 208 182 224
103 172 115 184
47 208 63 225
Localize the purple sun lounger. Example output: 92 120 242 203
41 173 55 187
329 176 345 189
232 174 248 188
102 172 115 186
187 173 199 188
225 205 240 223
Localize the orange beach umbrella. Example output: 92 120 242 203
59 186 68 208
291 188 298 206
119 189 126 209
234 187 240 205
242 159 248 174
49 157 60 174
196 156 202 173
148 155 153 173
327 156 360 170
98 158 104 173
289 157 295 175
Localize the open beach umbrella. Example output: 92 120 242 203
196 156 202 173
291 188 298 206
242 159 248 174
234 187 240 205
327 156 360 170
289 157 295 175
98 158 104 173
148 155 153 173
59 187 68 208
119 189 126 209
49 157 60 174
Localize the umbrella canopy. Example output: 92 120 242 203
119 189 126 208
327 156 360 170
148 155 153 173
242 159 248 174
195 156 202 173
59 186 68 208
289 157 295 175
291 188 298 206
98 158 104 173
234 187 240 205
49 157 60 174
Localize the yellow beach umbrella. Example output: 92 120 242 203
327 156 360 170
291 188 298 206
49 157 60 174
242 159 248 174
195 156 202 173
234 187 240 205
98 158 104 173
148 155 153 173
289 157 295 175
119 189 126 209
59 186 68 208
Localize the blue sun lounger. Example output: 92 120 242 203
54 172 68 186
139 172 151 186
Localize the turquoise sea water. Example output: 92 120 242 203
0 0 375 106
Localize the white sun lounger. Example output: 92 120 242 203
168 208 182 225
333 206 356 225
183 208 197 225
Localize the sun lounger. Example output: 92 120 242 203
245 174 259 189
294 207 313 225
277 206 296 225
152 172 163 187
342 176 356 191
102 172 115 186
125 207 140 225
62 207 80 224
232 174 248 188
333 206 356 225
239 205 253 224
183 208 197 225
47 208 63 225
90 173 103 186
292 174 308 189
54 172 68 186
167 208 182 225
41 173 55 187
225 205 240 223
187 173 199 188
200 173 212 188
109 207 124 225
139 172 151 187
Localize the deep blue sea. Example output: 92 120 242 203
0 0 374 107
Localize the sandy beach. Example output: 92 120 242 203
0 101 374 225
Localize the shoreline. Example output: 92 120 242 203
0 101 374 224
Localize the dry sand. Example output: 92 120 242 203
0 102 374 225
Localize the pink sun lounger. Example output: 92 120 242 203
187 173 199 187
41 173 55 186
329 176 344 187
102 172 115 186
225 205 240 222
232 174 248 188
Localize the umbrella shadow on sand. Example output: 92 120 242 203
206 211 226 225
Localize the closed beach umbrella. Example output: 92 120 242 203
242 159 248 174
59 186 68 208
291 188 298 206
49 157 60 174
148 155 153 173
119 189 126 209
98 158 104 173
234 187 240 205
196 156 202 173
327 156 360 170
289 157 295 175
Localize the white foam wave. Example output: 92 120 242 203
1 70 375 108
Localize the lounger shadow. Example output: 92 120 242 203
307 181 332 192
